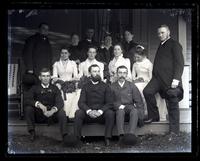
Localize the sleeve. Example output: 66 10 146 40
126 58 132 81
52 62 58 79
22 37 35 70
147 60 153 81
172 42 184 81
72 61 78 80
23 86 37 107
78 85 90 111
132 63 137 80
131 83 144 119
54 86 64 110
100 63 104 80
101 85 114 112
78 62 84 79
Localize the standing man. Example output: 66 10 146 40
79 28 99 61
74 64 115 146
143 25 184 136
24 68 68 142
111 65 144 143
22 22 53 89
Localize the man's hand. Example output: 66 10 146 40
44 108 56 117
88 110 98 118
134 77 144 83
171 79 179 88
37 103 47 113
119 105 125 110
92 110 103 118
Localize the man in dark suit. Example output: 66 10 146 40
111 65 144 142
143 25 184 135
79 28 99 62
24 68 68 142
22 22 53 90
74 64 115 146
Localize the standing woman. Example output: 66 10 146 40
132 45 167 120
52 46 80 119
108 44 132 83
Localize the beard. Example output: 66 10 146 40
91 75 101 82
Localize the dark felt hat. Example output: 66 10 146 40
119 133 138 146
165 86 184 102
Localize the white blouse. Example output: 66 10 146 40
52 59 78 81
132 57 153 82
78 58 104 80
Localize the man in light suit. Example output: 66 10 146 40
143 25 184 135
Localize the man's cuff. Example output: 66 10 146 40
98 110 103 115
35 101 40 108
86 109 92 114
172 79 180 86
52 106 58 112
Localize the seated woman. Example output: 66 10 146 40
52 46 81 119
132 45 168 121
108 43 132 83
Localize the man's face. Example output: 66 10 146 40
157 27 170 42
90 66 100 77
71 34 79 45
39 72 51 86
39 24 49 36
86 29 94 39
87 48 97 60
117 68 128 81
124 31 133 42
60 49 70 60
104 36 112 46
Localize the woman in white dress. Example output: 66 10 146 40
132 45 167 121
52 46 81 119
108 44 132 83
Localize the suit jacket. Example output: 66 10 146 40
111 80 144 120
24 84 64 110
78 81 113 112
153 38 184 92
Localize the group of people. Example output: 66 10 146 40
22 22 184 147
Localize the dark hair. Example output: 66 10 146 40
88 64 100 73
87 44 97 52
159 24 170 31
71 33 79 38
135 45 147 57
39 68 51 75
124 26 134 35
38 22 49 29
59 45 70 52
113 43 124 53
116 65 128 73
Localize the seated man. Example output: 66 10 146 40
24 68 68 142
74 64 115 146
111 65 144 143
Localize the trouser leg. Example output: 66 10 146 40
166 100 180 134
116 109 125 135
74 109 86 138
56 108 68 138
128 108 138 135
25 105 35 132
143 77 160 120
103 109 115 138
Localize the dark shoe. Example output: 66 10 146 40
144 118 153 124
104 138 110 146
119 133 138 146
29 130 36 142
63 134 82 147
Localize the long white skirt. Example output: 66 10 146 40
135 82 168 121
62 89 81 118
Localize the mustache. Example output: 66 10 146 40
119 76 125 79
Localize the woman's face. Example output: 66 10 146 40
135 54 144 62
113 45 123 57
60 49 70 60
124 31 133 42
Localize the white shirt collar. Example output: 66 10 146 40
91 80 99 85
118 80 125 87
41 83 49 88
161 37 170 45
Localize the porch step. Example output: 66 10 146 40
8 119 191 141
